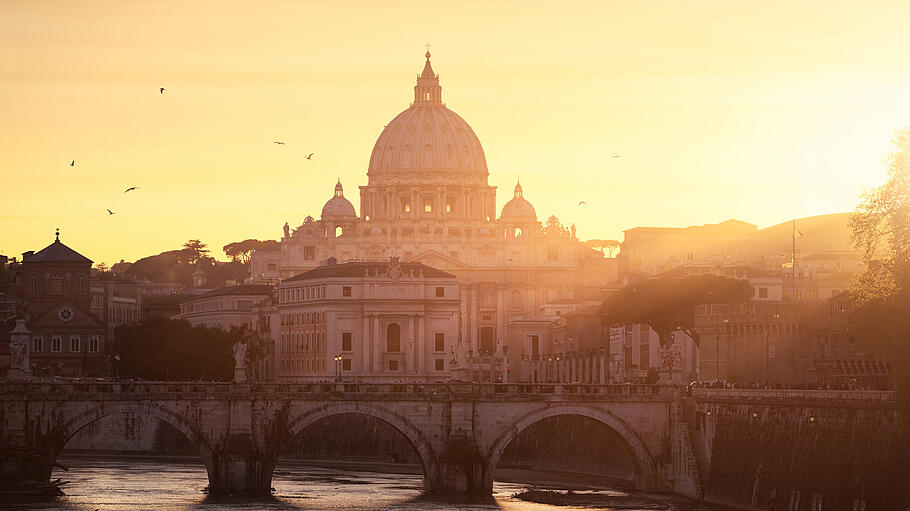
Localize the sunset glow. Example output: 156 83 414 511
3 1 910 263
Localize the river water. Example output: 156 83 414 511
2 456 727 511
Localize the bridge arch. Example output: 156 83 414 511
58 402 215 480
484 404 658 492
283 402 439 489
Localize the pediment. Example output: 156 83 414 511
29 302 103 329
410 249 471 270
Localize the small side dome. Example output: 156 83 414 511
321 180 356 219
500 181 537 221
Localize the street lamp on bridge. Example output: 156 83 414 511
333 355 342 382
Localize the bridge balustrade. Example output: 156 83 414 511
2 380 676 402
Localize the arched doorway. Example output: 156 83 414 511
484 404 657 492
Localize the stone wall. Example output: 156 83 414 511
691 389 909 509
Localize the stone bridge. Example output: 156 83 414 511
0 381 696 496
3 382 902 507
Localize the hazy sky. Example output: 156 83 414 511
3 0 910 265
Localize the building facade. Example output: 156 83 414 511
250 53 596 381
274 259 460 382
176 284 274 330
12 234 108 377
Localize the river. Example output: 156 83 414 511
1 456 730 511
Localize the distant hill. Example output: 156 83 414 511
758 213 854 254
124 251 247 288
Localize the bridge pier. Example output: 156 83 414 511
431 436 486 494
208 448 275 494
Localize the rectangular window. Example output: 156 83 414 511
807 290 816 300
70 336 81 352
31 277 37 293
758 287 768 298
424 199 433 212
342 358 351 371
794 290 802 300
51 336 62 352
434 333 445 352
304 246 315 260
267 263 277 271
89 336 100 352
342 286 351 297
389 360 399 371
402 199 411 213
435 286 445 297
435 359 445 371
32 337 43 352
547 247 558 261
342 332 352 351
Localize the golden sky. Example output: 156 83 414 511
3 0 910 265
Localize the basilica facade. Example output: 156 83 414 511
252 53 605 382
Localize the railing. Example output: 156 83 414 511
0 380 677 400
690 387 896 403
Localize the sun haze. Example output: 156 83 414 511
2 0 910 263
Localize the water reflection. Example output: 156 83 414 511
0 456 720 511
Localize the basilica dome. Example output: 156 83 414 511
500 182 537 221
321 181 356 219
367 53 488 178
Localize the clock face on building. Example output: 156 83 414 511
58 307 74 322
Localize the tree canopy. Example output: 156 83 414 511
114 316 241 381
124 239 249 287
585 239 621 257
599 274 753 347
850 126 910 412
223 239 279 264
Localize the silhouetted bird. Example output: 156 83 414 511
160 87 165 94
274 141 285 145
106 209 115 215
611 154 622 158
124 187 139 193
70 160 75 166
578 201 586 206
306 153 314 160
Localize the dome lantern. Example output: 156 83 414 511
414 51 442 105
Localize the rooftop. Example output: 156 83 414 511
284 261 455 282
191 284 274 300
25 234 92 264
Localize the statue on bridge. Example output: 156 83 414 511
7 320 32 381
233 341 248 383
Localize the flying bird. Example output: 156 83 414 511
306 153 314 160
106 209 115 215
70 160 75 166
159 88 165 94
124 187 139 193
274 141 286 145
578 201 587 206
611 154 622 159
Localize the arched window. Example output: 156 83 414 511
514 227 523 238
511 289 521 309
335 226 342 237
386 323 401 352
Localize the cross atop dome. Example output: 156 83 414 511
414 48 441 105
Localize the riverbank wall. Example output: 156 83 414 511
690 389 909 510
